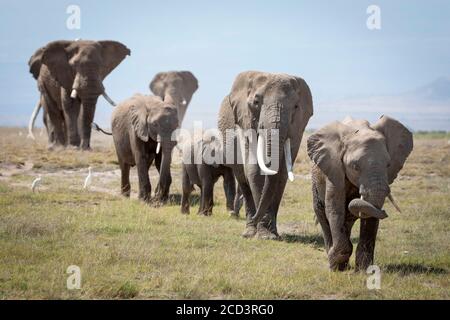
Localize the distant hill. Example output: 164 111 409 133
311 77 450 131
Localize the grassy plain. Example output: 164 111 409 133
0 128 448 299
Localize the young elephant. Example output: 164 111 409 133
307 115 413 271
180 134 237 216
112 94 178 203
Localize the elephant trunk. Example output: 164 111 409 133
252 102 288 224
79 97 98 150
348 197 388 219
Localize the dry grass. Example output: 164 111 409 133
0 128 448 299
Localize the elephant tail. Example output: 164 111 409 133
92 122 112 135
27 98 42 140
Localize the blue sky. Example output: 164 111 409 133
0 0 449 128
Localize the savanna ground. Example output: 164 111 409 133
0 127 449 299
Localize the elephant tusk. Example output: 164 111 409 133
70 89 78 99
156 142 161 154
257 134 277 176
387 193 402 213
102 91 116 106
181 99 187 106
27 99 41 140
284 138 294 181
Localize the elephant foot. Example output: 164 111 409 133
66 145 80 151
242 225 257 238
328 247 352 272
198 210 212 216
256 228 280 240
229 210 239 219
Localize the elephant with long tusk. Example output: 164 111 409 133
307 115 413 271
217 71 314 239
27 40 130 150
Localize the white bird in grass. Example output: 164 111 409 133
31 174 42 192
84 166 93 190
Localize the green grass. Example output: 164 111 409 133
0 128 449 299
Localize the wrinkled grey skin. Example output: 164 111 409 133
28 40 130 150
180 135 237 216
150 71 198 126
217 71 313 239
307 116 413 271
112 94 178 203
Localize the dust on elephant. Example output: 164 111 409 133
217 71 313 239
111 94 178 203
28 40 130 150
307 115 413 271
180 133 237 216
149 71 198 126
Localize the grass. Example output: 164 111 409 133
0 127 449 299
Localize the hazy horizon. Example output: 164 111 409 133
1 0 449 131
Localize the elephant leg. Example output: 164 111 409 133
312 180 332 252
355 217 379 272
222 168 236 214
199 166 214 216
181 166 193 214
61 89 80 147
136 156 152 203
325 181 353 271
42 92 65 148
233 185 243 217
239 181 257 238
120 161 131 197
43 109 55 145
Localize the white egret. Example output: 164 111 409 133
84 166 93 190
31 174 42 192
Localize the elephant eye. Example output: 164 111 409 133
294 105 299 109
351 162 360 171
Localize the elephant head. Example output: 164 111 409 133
307 115 413 219
130 96 179 199
40 40 130 149
228 71 313 223
149 71 198 125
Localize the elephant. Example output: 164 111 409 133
180 133 238 216
307 115 413 271
28 40 130 150
111 94 179 203
217 71 313 239
149 71 198 126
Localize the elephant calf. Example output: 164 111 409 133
112 94 178 203
180 135 238 216
307 115 413 271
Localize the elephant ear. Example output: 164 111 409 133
293 76 314 119
41 41 74 91
149 72 167 98
179 71 199 94
98 41 131 80
307 122 353 186
130 104 149 142
28 46 45 80
372 115 413 184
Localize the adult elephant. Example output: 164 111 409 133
28 40 130 149
112 94 179 203
218 71 313 239
307 116 413 271
149 71 198 126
